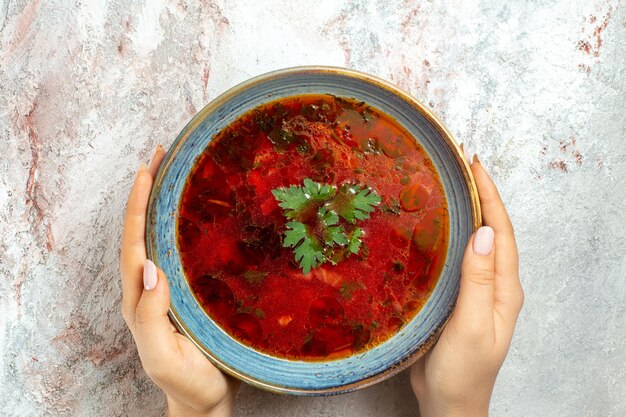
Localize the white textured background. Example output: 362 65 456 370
1 1 625 416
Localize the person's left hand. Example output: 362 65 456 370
120 145 240 417
409 154 524 417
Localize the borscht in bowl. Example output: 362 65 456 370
146 67 480 395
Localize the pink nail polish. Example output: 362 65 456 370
144 259 158 290
473 226 494 255
462 144 472 165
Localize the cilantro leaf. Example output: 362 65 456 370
331 184 381 223
319 206 339 226
348 227 364 254
326 226 348 246
272 179 379 274
271 178 336 220
283 221 308 247
271 186 309 219
282 221 325 274
302 178 336 201
318 207 348 247
294 236 325 274
352 187 381 220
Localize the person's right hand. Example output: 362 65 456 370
410 151 524 417
120 145 240 417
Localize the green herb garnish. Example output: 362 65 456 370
283 221 326 274
253 308 266 320
272 178 336 220
392 260 405 272
380 199 401 215
339 281 364 300
347 227 364 254
330 184 382 224
320 208 349 248
272 179 380 274
268 127 295 147
242 270 268 284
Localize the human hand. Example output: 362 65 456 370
120 145 240 417
410 151 524 417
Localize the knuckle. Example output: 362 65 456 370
134 303 153 325
465 267 494 286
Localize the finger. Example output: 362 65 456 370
470 157 518 275
471 156 524 321
470 158 523 315
452 226 496 338
120 165 153 327
149 144 166 178
134 261 178 371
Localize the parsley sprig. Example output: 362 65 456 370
283 221 325 274
271 178 336 219
272 179 380 274
331 184 382 223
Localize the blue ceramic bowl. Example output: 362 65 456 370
146 66 481 395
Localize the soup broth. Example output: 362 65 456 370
177 95 448 360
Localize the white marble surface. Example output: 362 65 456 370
1 0 625 416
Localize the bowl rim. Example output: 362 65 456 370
146 65 482 395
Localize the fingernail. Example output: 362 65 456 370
462 143 472 165
148 144 161 166
473 226 494 255
472 154 480 164
144 259 158 290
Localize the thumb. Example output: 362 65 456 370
452 226 496 329
133 260 177 365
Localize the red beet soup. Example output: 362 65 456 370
177 95 449 360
